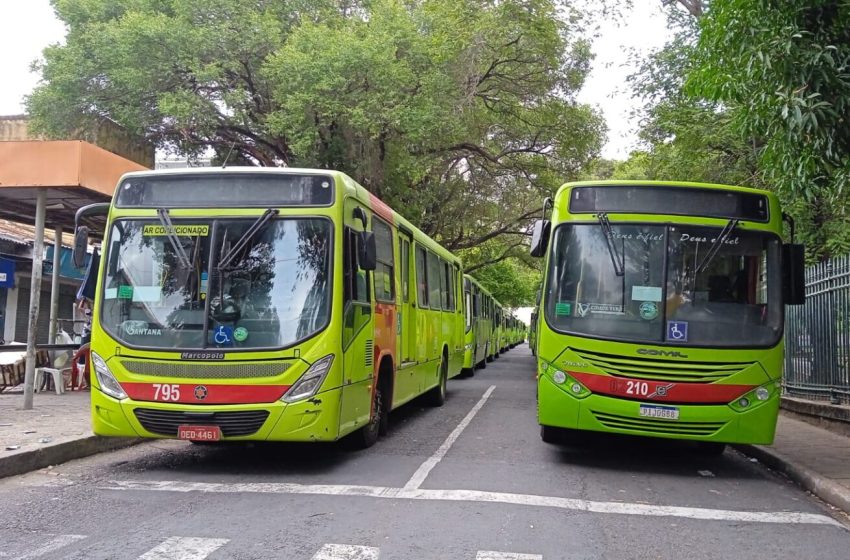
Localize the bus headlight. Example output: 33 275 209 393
282 355 334 403
730 381 777 412
91 352 127 400
541 361 590 399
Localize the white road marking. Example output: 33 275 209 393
11 534 86 559
476 552 542 560
138 536 229 560
404 385 496 490
100 479 843 527
311 543 380 560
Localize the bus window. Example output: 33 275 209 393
439 259 449 310
416 246 428 307
373 219 394 302
428 252 442 310
401 238 410 303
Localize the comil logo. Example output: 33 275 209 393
637 348 689 358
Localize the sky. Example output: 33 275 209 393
0 0 673 160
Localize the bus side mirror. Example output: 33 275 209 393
358 231 377 271
72 226 89 269
529 220 550 258
783 243 805 305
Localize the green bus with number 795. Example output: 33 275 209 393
529 180 805 453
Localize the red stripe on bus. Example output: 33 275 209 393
568 371 755 404
122 383 291 404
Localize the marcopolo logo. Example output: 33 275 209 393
122 320 162 336
637 348 689 358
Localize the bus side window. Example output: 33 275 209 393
416 246 428 307
343 226 371 348
401 239 410 303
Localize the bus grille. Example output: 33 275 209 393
591 411 725 437
134 408 270 437
121 360 292 379
572 348 752 383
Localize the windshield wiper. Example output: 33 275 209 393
156 208 191 269
695 219 739 274
597 213 625 276
217 209 279 271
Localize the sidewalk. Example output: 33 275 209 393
737 413 850 514
0 390 138 478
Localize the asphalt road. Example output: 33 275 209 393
1 345 848 559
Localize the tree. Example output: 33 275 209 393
29 0 605 257
686 0 850 258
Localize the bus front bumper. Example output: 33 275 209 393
91 386 344 442
537 375 780 445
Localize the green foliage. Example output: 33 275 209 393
29 0 605 263
685 0 850 258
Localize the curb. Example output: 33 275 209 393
0 435 142 479
735 443 850 515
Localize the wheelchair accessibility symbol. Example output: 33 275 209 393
666 321 688 342
214 325 233 346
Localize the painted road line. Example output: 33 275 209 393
404 385 496 490
476 552 542 560
138 536 229 560
100 480 844 527
311 543 380 560
10 534 86 559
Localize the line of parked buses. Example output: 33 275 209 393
77 167 526 448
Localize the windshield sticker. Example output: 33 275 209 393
605 231 664 243
104 288 118 300
555 302 572 316
576 303 624 317
117 285 134 299
666 320 689 342
131 286 161 302
122 320 162 336
639 301 659 320
632 286 662 302
212 325 234 346
233 327 249 342
680 233 740 246
143 224 209 237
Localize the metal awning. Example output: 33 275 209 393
0 140 148 231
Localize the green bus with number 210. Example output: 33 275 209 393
529 180 806 453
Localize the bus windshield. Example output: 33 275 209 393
544 223 782 347
101 217 332 350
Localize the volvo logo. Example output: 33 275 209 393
194 385 208 400
637 348 689 358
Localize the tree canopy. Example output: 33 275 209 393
29 0 605 284
627 0 850 259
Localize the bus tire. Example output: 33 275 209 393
540 425 560 444
426 356 448 407
351 382 386 449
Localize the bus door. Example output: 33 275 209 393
339 203 374 434
395 229 416 404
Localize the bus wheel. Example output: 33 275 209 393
696 442 726 456
540 425 561 444
351 384 385 449
426 357 448 407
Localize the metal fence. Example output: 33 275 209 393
784 255 850 405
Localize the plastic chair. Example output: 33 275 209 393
34 367 65 394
